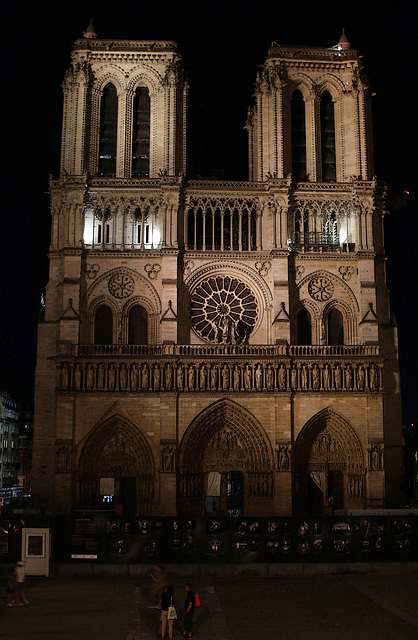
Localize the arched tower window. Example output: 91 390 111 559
128 305 148 345
98 84 118 176
132 87 150 177
328 308 344 345
297 308 312 345
291 90 307 181
94 305 113 344
320 92 336 182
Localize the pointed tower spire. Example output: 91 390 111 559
337 28 351 50
83 20 97 39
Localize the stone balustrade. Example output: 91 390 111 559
58 343 379 358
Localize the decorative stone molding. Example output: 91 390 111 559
338 265 355 281
308 276 334 301
255 261 272 277
144 263 161 279
108 273 135 298
85 263 100 279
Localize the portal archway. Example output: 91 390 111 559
77 413 155 516
178 399 274 516
293 408 365 514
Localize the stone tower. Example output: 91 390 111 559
33 27 403 518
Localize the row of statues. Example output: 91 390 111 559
60 360 382 392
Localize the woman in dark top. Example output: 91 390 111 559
183 583 195 638
160 585 175 640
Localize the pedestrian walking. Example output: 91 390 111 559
160 585 175 640
15 561 29 605
5 567 17 607
150 565 166 607
182 583 195 638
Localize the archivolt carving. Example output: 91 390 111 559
78 413 155 501
323 298 355 320
287 75 315 100
315 75 346 100
93 67 126 94
294 407 364 473
127 70 161 95
293 298 321 319
88 294 119 318
179 399 274 475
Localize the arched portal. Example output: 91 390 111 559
293 408 365 514
178 399 274 516
77 413 155 517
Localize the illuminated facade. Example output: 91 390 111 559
33 25 403 517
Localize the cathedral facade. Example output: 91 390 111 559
33 25 403 518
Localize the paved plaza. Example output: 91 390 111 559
1 573 418 639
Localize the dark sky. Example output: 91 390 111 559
1 1 416 421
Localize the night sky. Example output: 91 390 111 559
1 1 416 422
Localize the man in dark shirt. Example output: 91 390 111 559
183 583 195 638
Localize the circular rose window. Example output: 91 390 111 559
190 276 258 344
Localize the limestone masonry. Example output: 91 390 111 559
32 24 403 518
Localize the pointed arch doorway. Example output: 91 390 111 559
293 408 365 514
77 414 155 517
178 399 274 517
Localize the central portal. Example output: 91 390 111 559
178 399 274 517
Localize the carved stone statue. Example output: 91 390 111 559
188 366 195 391
141 364 149 390
266 364 274 390
233 365 240 391
98 363 105 389
119 364 127 390
200 365 207 390
291 367 297 390
323 365 330 390
163 447 175 472
244 365 251 391
222 366 230 390
335 365 342 390
75 364 82 390
369 365 377 390
153 364 161 391
301 366 308 390
278 365 286 391
166 364 173 390
255 364 262 391
211 365 218 390
357 365 364 390
278 445 290 471
108 364 116 390
177 365 184 390
312 366 319 390
86 364 94 390
345 366 352 390
130 364 138 390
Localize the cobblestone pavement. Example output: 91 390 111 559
1 574 418 640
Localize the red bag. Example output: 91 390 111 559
194 593 202 608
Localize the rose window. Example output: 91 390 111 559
190 276 258 344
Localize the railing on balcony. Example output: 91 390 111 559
59 343 379 358
288 232 348 253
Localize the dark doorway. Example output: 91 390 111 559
120 477 136 519
227 471 243 516
307 474 324 514
328 470 344 510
